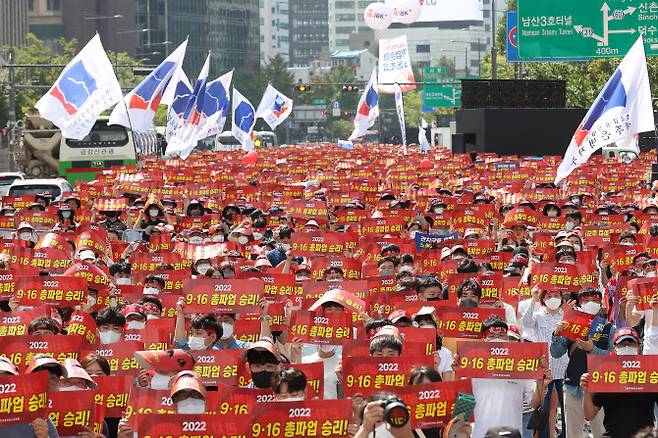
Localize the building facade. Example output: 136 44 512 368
259 0 289 65
288 0 328 67
0 0 28 47
328 0 372 52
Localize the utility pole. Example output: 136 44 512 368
7 49 15 124
491 0 497 79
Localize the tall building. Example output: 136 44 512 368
137 0 260 75
328 0 372 52
260 0 289 65
0 0 28 47
288 0 329 67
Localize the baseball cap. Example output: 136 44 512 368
613 327 640 345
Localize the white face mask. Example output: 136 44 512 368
148 208 159 218
573 244 582 251
220 322 234 340
19 232 33 241
115 277 131 285
547 210 558 217
196 264 211 275
419 324 436 330
581 301 601 315
281 243 291 251
126 320 145 330
189 236 203 244
188 336 208 350
252 232 263 240
545 297 562 310
99 330 121 344
616 346 638 356
59 385 83 392
212 234 225 243
143 287 160 295
61 211 72 219
176 398 205 414
566 222 575 230
150 373 171 390
646 271 657 278
87 295 97 307
146 313 159 320
433 207 444 214
238 235 249 245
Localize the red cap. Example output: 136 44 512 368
613 327 640 345
170 370 207 400
122 304 146 319
134 349 196 373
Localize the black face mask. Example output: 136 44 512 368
425 296 440 301
251 370 274 389
459 299 479 308
190 209 203 217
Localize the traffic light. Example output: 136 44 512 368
295 84 311 93
1 128 7 149
342 84 359 92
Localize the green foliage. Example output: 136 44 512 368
329 119 353 139
403 89 422 128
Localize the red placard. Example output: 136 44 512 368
81 341 142 376
48 390 104 436
14 275 87 307
251 399 352 438
611 245 646 270
2 195 36 208
258 273 301 302
629 278 658 311
309 256 362 280
182 278 264 314
435 306 505 339
130 251 184 274
66 310 98 345
291 231 358 256
286 199 329 223
289 310 352 345
190 350 248 387
94 375 132 418
125 387 175 428
342 356 434 397
456 341 546 379
393 380 473 429
359 217 406 236
14 210 57 229
284 362 324 399
398 327 436 355
10 246 72 274
136 413 252 437
555 308 596 341
0 306 49 337
529 263 581 293
1 335 82 369
233 318 262 344
587 355 658 392
478 271 504 305
0 371 48 426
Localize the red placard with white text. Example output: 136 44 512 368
0 306 49 337
66 310 98 345
182 278 264 314
10 246 72 274
456 341 546 379
284 362 324 399
629 278 658 311
125 387 175 428
435 306 505 339
393 380 474 428
291 231 358 256
14 275 87 307
342 356 434 397
587 355 658 392
251 399 353 438
0 371 48 426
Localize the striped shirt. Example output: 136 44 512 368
522 305 569 379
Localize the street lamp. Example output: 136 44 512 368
117 28 154 35
84 14 123 20
449 40 470 77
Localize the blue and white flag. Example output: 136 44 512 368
256 84 293 129
337 140 354 150
35 34 122 140
200 70 233 139
232 88 256 151
165 53 210 158
555 36 654 184
163 70 192 142
348 68 379 141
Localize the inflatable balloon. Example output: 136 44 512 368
420 159 432 169
394 0 421 24
364 2 392 31
241 150 258 165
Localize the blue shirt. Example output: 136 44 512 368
0 419 59 438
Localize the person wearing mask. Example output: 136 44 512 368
110 262 132 286
272 367 307 402
95 308 125 345
192 257 212 276
26 355 67 392
139 296 163 320
174 311 223 351
413 307 454 381
142 274 165 295
244 340 282 389
53 205 77 232
352 392 415 438
580 328 658 438
551 287 615 438
302 340 342 399
15 221 38 246
122 304 147 331
99 209 128 235
407 366 450 438
415 277 443 302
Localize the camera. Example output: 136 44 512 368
381 395 409 428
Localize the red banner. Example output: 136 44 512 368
0 307 49 337
251 399 352 438
393 380 473 429
190 349 248 387
125 387 175 428
629 278 658 311
136 413 252 437
94 375 132 418
556 308 595 341
48 390 104 436
0 371 48 426
10 247 72 274
2 335 82 369
284 362 324 399
435 306 505 339
342 356 434 397
359 217 406 236
182 278 264 314
289 310 352 345
81 342 143 376
66 310 98 345
291 231 358 256
587 355 658 392
14 275 87 307
456 341 546 379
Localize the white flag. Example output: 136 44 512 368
200 70 233 139
164 71 192 142
555 36 654 184
394 83 407 154
35 34 122 140
256 84 293 129
418 118 430 153
349 68 379 141
232 88 256 151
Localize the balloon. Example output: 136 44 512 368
241 151 258 165
420 159 432 169
393 0 421 24
364 2 392 31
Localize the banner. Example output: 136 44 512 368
137 413 252 437
435 306 505 339
456 341 546 379
2 335 82 369
94 375 132 418
629 278 658 311
384 0 482 23
190 349 248 387
0 307 49 337
48 390 104 436
555 308 595 341
14 275 87 307
393 380 473 429
394 82 407 153
587 355 658 392
66 310 98 345
289 310 352 345
251 399 352 438
342 356 433 397
182 278 264 314
0 371 48 426
291 231 358 256
81 341 143 376
378 35 416 93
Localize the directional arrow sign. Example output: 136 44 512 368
422 80 462 111
517 0 658 59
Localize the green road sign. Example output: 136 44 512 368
422 79 461 111
423 66 447 81
312 98 326 105
518 0 658 59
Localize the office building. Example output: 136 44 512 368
260 0 290 65
1 0 28 47
328 0 372 52
288 0 329 67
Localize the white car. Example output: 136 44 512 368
7 178 73 201
0 172 25 197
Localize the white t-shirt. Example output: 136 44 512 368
471 378 529 438
517 298 539 341
503 301 518 327
302 350 341 400
633 309 657 353
436 346 453 374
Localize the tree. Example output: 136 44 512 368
403 89 422 128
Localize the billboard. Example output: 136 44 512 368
385 0 483 24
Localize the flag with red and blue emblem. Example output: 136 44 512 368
163 70 192 142
199 70 233 139
349 68 379 141
109 40 188 132
35 34 122 140
555 36 654 184
255 84 293 129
